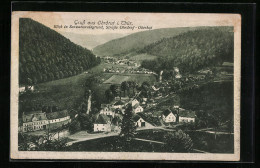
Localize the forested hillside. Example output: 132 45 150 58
140 27 233 73
19 18 100 85
93 27 202 57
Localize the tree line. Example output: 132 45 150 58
19 18 101 85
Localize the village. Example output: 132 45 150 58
18 58 234 152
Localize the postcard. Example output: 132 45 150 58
10 12 241 161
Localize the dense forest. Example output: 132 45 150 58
93 27 203 57
140 27 234 73
19 18 101 85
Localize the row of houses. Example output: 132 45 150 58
19 110 71 132
103 67 154 74
93 113 153 132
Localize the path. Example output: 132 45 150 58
133 138 209 153
134 138 165 144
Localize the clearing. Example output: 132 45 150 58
103 74 156 85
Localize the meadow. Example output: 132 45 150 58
19 61 156 113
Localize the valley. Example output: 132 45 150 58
18 19 235 154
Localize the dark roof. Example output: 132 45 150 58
133 104 140 109
178 108 196 118
133 115 141 122
114 100 124 105
162 108 173 117
46 110 69 120
94 114 111 124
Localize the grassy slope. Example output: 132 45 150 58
20 62 156 112
93 27 203 57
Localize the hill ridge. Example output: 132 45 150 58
92 26 231 57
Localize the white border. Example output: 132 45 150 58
10 12 241 161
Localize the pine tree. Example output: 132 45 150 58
120 103 136 141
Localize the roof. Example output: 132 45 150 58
94 114 111 124
133 104 143 109
133 115 142 122
162 108 173 117
178 108 196 118
222 62 234 67
114 100 124 105
22 112 48 123
46 110 69 120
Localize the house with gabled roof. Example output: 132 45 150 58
93 114 112 132
100 105 115 117
131 99 139 107
178 108 196 123
132 104 144 113
162 108 177 123
133 114 153 128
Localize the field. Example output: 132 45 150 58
20 73 89 113
19 61 156 113
103 74 156 85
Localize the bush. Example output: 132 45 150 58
69 119 81 134
164 129 193 152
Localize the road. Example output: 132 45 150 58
133 137 209 153
66 131 119 146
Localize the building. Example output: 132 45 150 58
20 110 71 132
19 86 26 93
93 114 112 132
46 110 71 130
113 100 125 109
19 85 34 93
178 108 196 123
133 105 144 113
222 62 234 67
100 107 115 118
133 114 154 128
152 85 160 91
131 99 139 106
162 109 177 123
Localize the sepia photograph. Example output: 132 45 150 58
10 12 241 160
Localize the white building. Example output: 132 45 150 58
21 110 71 132
133 115 153 128
133 105 143 113
100 107 115 118
132 99 139 106
93 114 111 132
178 108 196 123
162 109 177 123
19 86 26 93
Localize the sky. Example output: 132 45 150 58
12 12 241 35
